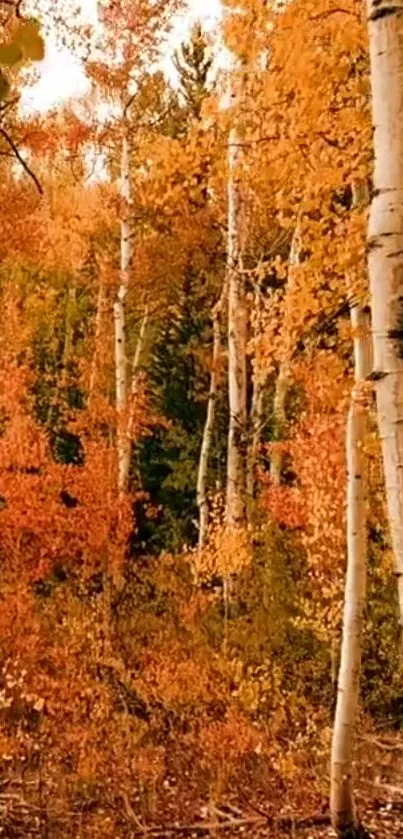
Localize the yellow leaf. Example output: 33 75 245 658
0 42 23 66
15 20 45 62
0 70 10 100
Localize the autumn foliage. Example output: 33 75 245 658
0 0 400 837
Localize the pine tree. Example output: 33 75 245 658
173 22 213 123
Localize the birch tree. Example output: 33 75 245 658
197 287 225 548
331 182 372 839
247 277 264 514
226 111 247 529
367 0 403 626
114 120 133 494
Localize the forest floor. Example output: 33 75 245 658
1 728 401 837
110 730 403 839
114 786 403 839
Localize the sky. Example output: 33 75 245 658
21 0 222 114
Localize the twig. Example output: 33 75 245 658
374 782 403 797
0 96 19 114
129 811 331 836
359 734 403 753
121 791 147 833
130 814 265 835
0 127 43 194
310 7 360 20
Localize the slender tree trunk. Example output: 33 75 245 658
197 290 224 548
270 225 301 484
226 123 247 529
331 180 372 839
89 278 107 406
114 126 133 494
367 0 403 626
122 304 149 489
330 307 372 838
247 280 264 516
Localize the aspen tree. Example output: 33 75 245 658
331 182 372 839
367 0 403 625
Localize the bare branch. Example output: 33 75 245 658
0 127 43 194
0 96 19 115
309 7 360 20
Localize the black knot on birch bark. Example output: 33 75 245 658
369 3 403 22
387 289 403 358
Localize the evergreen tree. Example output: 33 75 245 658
173 22 214 123
133 26 223 552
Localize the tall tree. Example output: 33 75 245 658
197 283 226 547
226 77 247 529
366 0 403 626
114 115 133 492
331 182 372 839
90 0 181 494
173 22 213 123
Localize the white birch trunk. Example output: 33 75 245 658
226 124 247 529
331 180 372 837
197 291 224 548
330 306 372 837
122 304 149 488
247 281 264 514
114 127 133 495
367 0 403 626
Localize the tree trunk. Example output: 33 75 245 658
367 0 403 626
226 123 247 529
247 280 264 517
197 289 225 548
114 126 133 495
331 181 372 838
330 306 372 838
122 304 149 489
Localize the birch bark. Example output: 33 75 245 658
330 305 372 837
331 181 372 838
114 125 133 494
197 289 225 548
247 280 264 515
226 122 247 528
367 0 403 624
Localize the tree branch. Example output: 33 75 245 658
127 811 331 836
309 7 360 20
0 127 43 194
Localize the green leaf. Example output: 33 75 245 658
15 20 45 62
0 70 10 101
0 42 23 67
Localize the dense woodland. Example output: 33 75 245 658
0 0 401 837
